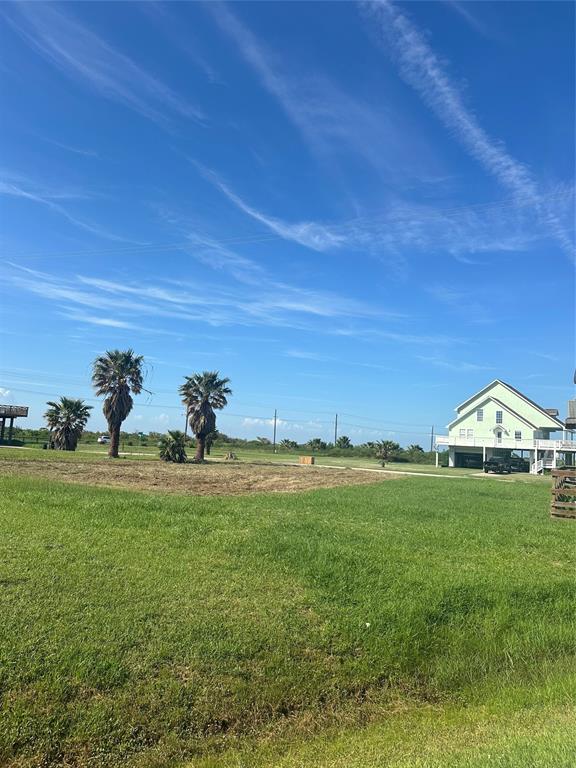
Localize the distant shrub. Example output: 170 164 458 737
158 431 187 463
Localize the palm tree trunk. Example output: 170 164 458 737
109 424 121 458
195 435 206 462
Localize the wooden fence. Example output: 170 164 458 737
550 469 576 519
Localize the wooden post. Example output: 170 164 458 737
0 418 5 441
8 417 14 441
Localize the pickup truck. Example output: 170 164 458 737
484 457 511 474
508 456 529 472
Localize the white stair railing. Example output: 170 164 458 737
531 459 544 475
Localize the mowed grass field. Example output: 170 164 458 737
0 450 574 767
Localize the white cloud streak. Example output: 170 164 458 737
417 355 495 372
203 171 345 252
209 2 436 182
0 171 129 242
361 0 574 259
3 3 204 126
7 261 389 336
199 166 572 262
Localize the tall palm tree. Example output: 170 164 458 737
179 371 231 462
44 397 92 451
92 349 144 458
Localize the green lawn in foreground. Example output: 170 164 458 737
0 474 573 767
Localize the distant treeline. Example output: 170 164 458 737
9 427 444 464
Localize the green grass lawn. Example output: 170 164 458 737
0 470 573 767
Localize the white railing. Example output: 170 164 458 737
435 435 575 451
531 459 544 475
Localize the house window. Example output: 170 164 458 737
496 430 502 444
515 431 522 440
477 409 484 422
459 428 466 438
496 411 503 424
467 429 474 439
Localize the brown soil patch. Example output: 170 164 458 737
2 457 394 496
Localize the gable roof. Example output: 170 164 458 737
448 396 540 430
455 380 564 429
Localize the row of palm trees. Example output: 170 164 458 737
44 349 232 462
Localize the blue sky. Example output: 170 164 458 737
1 1 574 445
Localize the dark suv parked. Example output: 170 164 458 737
484 456 511 474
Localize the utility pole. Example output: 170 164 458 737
334 413 338 446
272 409 277 453
430 425 435 452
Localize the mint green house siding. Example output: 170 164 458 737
438 380 572 473
448 398 532 443
449 381 563 440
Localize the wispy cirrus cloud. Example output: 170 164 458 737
426 284 492 325
6 259 389 336
199 169 345 252
0 171 130 242
442 1 496 40
198 165 572 262
417 355 495 372
361 0 574 259
209 1 437 181
285 349 394 371
42 138 98 158
2 2 204 126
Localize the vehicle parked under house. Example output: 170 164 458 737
435 380 576 474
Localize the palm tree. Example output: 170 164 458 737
44 397 92 451
336 435 352 449
407 444 424 453
179 371 232 462
374 440 400 466
92 349 145 458
159 430 187 463
307 437 327 452
280 439 298 451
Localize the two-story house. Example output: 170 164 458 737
435 380 575 473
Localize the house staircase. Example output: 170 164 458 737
531 451 555 474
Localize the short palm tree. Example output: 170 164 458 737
336 435 352 449
374 440 400 466
159 430 187 463
179 371 231 462
44 397 92 451
92 349 144 458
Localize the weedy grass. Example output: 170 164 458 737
0 472 573 767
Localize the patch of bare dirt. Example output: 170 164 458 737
2 457 394 495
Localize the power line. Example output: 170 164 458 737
0 372 439 429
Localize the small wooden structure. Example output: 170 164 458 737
0 405 29 442
299 455 315 465
550 469 576 519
